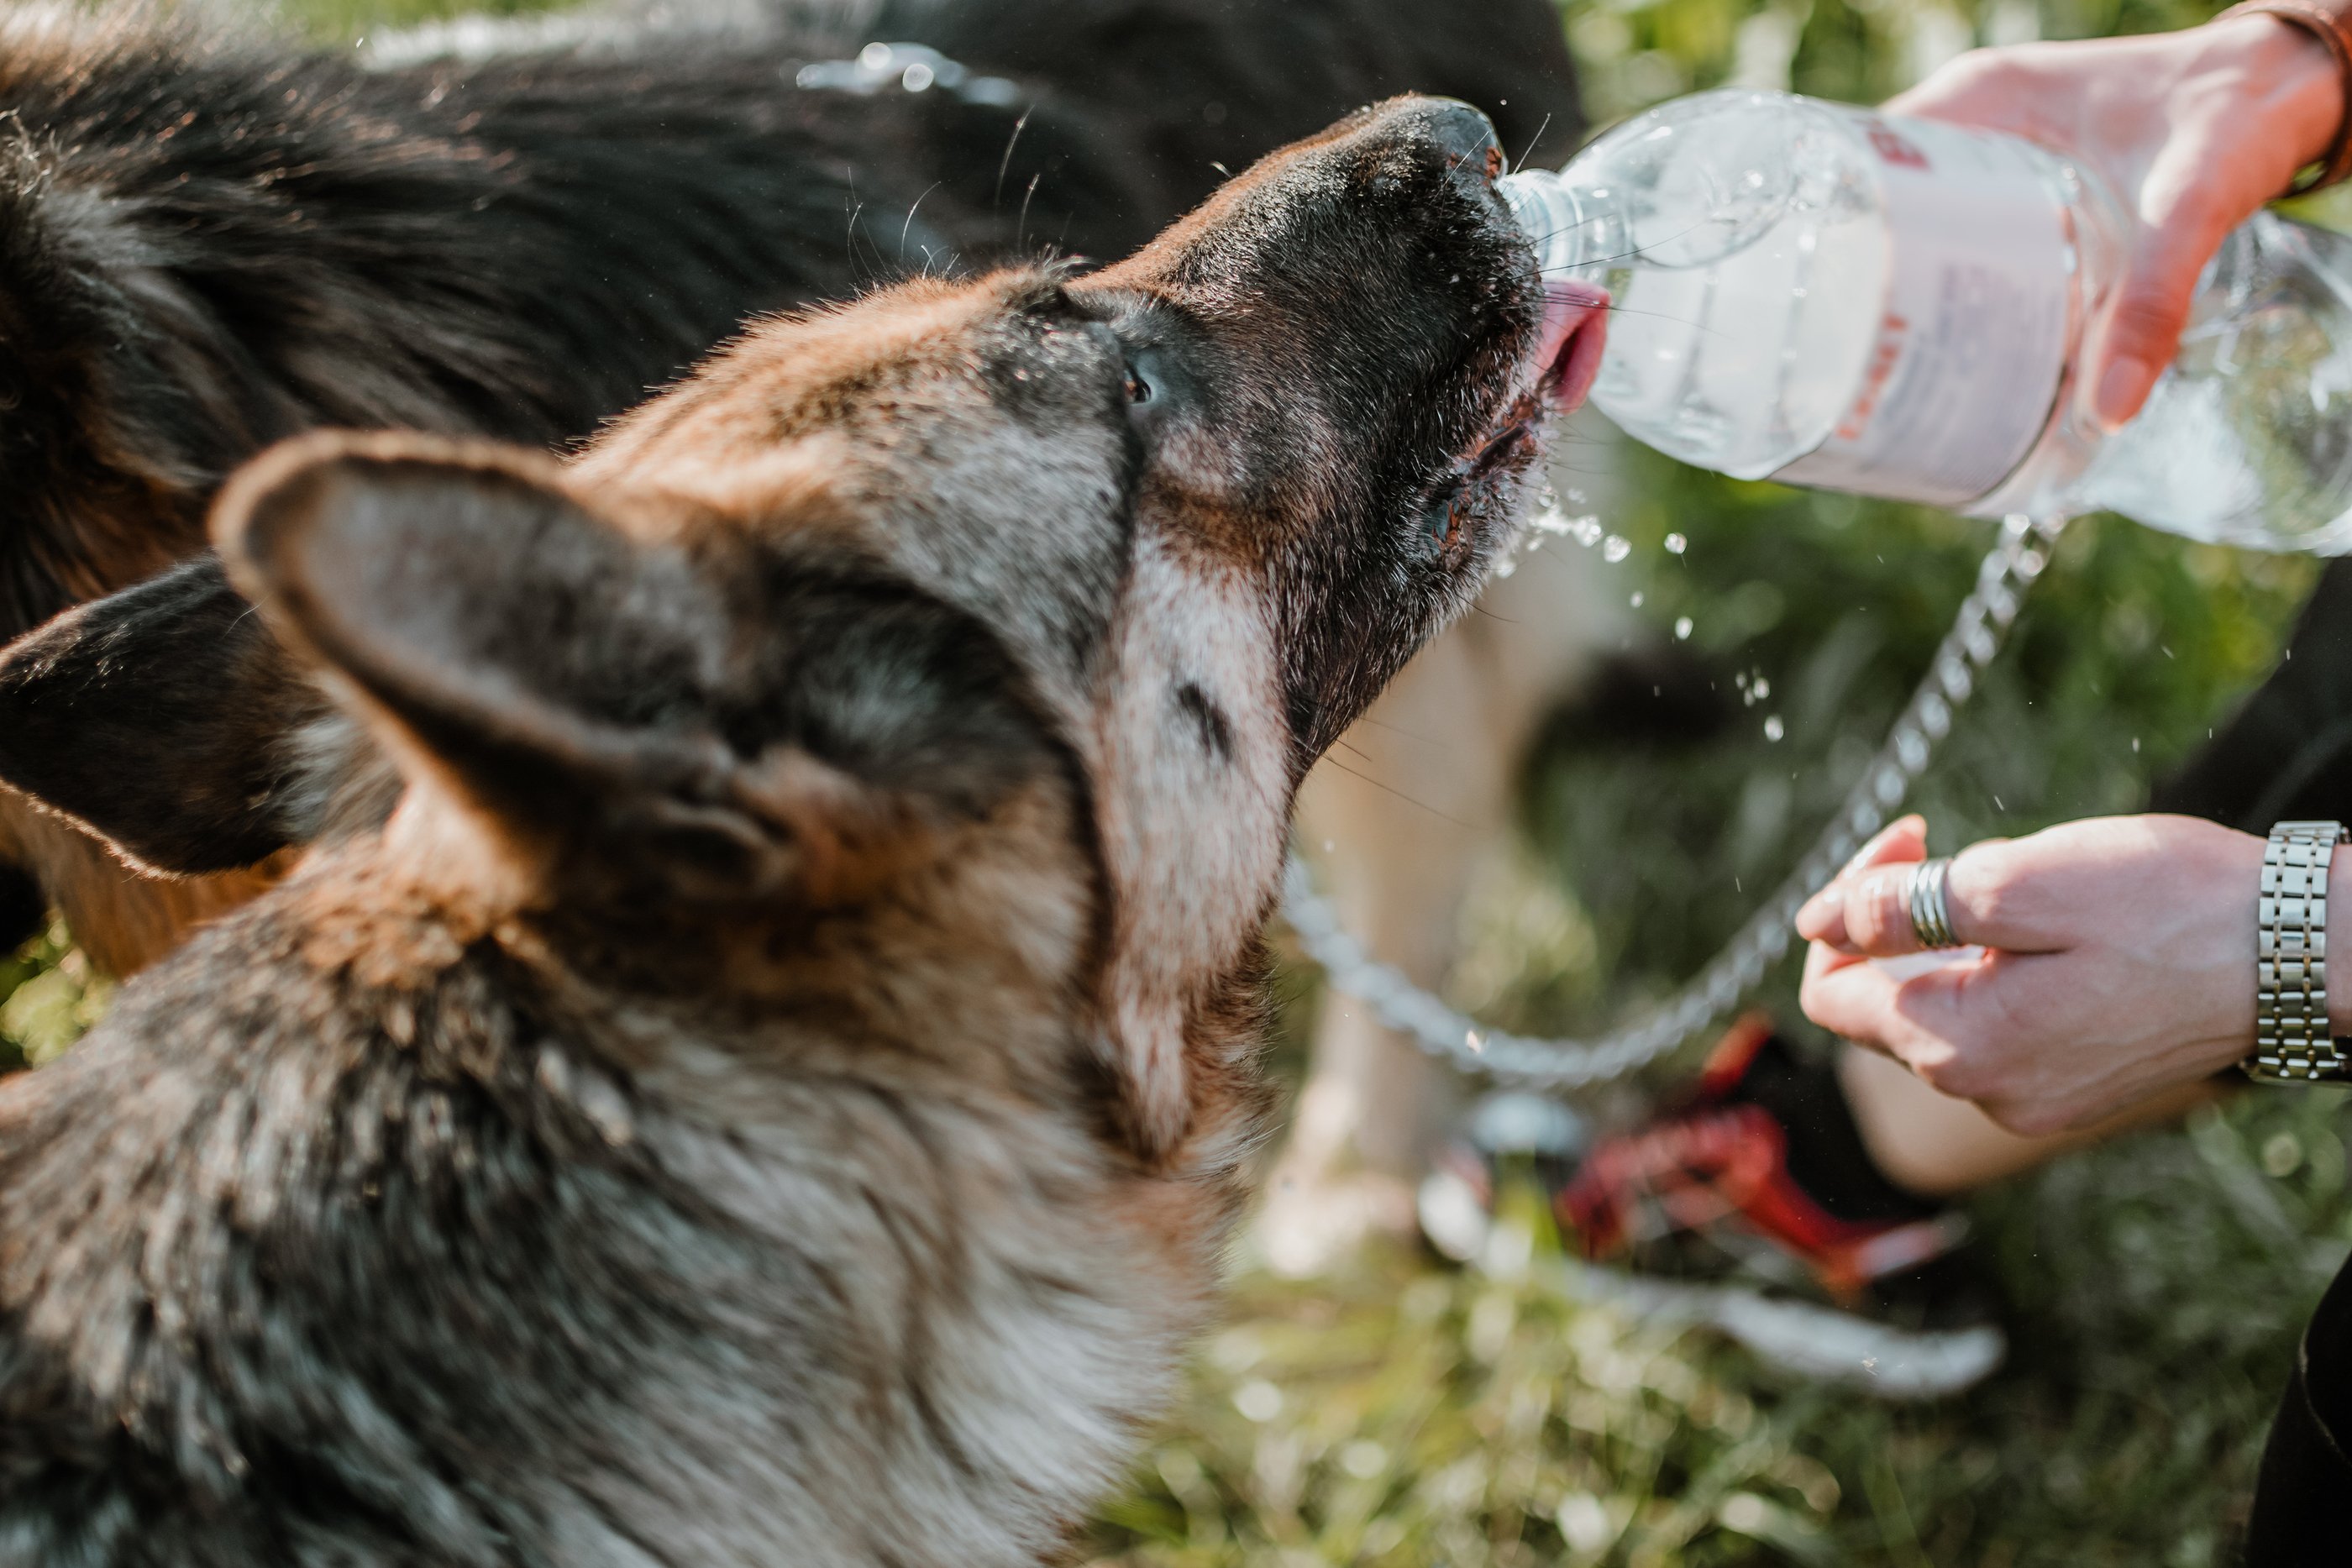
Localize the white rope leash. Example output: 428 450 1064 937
1282 514 2058 1089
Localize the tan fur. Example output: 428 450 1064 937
0 804 285 976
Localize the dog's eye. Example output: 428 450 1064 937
1120 343 1174 415
1421 485 1465 551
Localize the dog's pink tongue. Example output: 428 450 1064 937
1536 280 1609 413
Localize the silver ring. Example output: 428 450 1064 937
1906 857 1961 949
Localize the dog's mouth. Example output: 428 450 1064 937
1426 281 1610 548
1472 280 1610 464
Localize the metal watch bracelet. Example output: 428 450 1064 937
2247 820 2352 1083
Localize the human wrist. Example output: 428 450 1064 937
2214 5 2352 182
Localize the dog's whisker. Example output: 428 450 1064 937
994 104 1036 207
1318 756 1477 828
900 181 943 263
1512 111 1554 175
1017 170 1041 254
1354 716 1444 748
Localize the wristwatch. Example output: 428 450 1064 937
2246 820 2351 1083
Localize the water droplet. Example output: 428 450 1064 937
859 41 893 70
1464 1030 1485 1055
1630 591 1644 608
1674 616 1693 639
1570 515 1603 547
1664 532 1688 555
1753 676 1771 700
1492 556 1518 578
900 61 936 91
2131 737 2140 753
1602 535 1631 563
1565 488 1587 505
1763 716 1784 742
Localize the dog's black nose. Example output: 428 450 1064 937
1419 99 1504 184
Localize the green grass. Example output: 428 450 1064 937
37 0 2352 1560
1084 1089 2352 1566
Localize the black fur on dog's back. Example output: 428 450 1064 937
0 0 1581 973
0 7 1062 632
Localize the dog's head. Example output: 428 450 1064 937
0 97 1603 1156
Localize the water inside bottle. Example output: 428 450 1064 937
2071 215 2352 552
1513 95 1895 480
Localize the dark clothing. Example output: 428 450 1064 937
2165 560 2352 1559
2246 1259 2352 1563
2154 559 2352 831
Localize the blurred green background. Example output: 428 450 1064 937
26 0 2352 1560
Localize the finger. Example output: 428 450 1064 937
1824 858 1941 958
1840 813 1927 878
1803 947 1999 1091
1803 935 1875 990
2089 149 2234 429
1798 947 1925 1062
1795 815 1926 946
1816 837 2040 958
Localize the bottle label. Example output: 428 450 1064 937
1773 110 2073 508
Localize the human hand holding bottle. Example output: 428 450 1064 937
1890 13 2344 430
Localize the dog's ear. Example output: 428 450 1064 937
212 432 814 899
213 432 1051 907
0 559 331 875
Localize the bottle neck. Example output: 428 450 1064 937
1498 170 1619 280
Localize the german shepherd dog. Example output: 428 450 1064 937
0 98 1605 1560
0 0 1582 978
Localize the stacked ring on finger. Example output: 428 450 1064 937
1906 857 1961 950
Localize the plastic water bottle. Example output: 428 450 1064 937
1500 89 2352 553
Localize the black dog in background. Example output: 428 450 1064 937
0 0 1583 976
